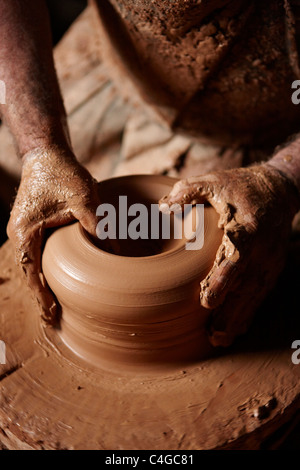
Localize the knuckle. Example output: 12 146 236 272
7 218 25 244
11 225 39 266
6 218 15 240
173 179 187 193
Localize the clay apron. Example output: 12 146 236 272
90 0 300 149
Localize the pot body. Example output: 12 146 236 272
42 175 223 369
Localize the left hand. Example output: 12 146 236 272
160 164 300 347
7 146 101 325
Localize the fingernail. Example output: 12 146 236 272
159 202 171 214
41 301 57 325
39 272 46 288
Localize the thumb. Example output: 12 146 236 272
75 205 99 238
73 184 101 238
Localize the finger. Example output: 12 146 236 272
200 256 241 309
15 223 59 325
206 276 263 348
206 253 279 347
200 227 250 309
159 175 218 208
24 261 59 325
14 210 76 324
73 204 99 238
72 185 101 238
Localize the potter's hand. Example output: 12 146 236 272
7 146 100 325
160 164 300 347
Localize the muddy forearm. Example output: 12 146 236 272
0 0 69 156
268 136 300 196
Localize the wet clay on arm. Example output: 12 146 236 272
0 0 100 324
269 136 300 194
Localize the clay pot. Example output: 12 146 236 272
42 175 222 370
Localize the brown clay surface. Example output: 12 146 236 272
42 175 223 369
0 234 300 449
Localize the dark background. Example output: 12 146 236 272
46 0 87 45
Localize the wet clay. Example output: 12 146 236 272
6 146 101 325
42 175 223 370
0 236 300 449
1 1 300 446
1 173 300 449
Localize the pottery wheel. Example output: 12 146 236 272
0 232 300 450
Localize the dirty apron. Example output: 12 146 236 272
0 0 299 186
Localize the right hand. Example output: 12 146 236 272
7 146 101 325
159 164 300 347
